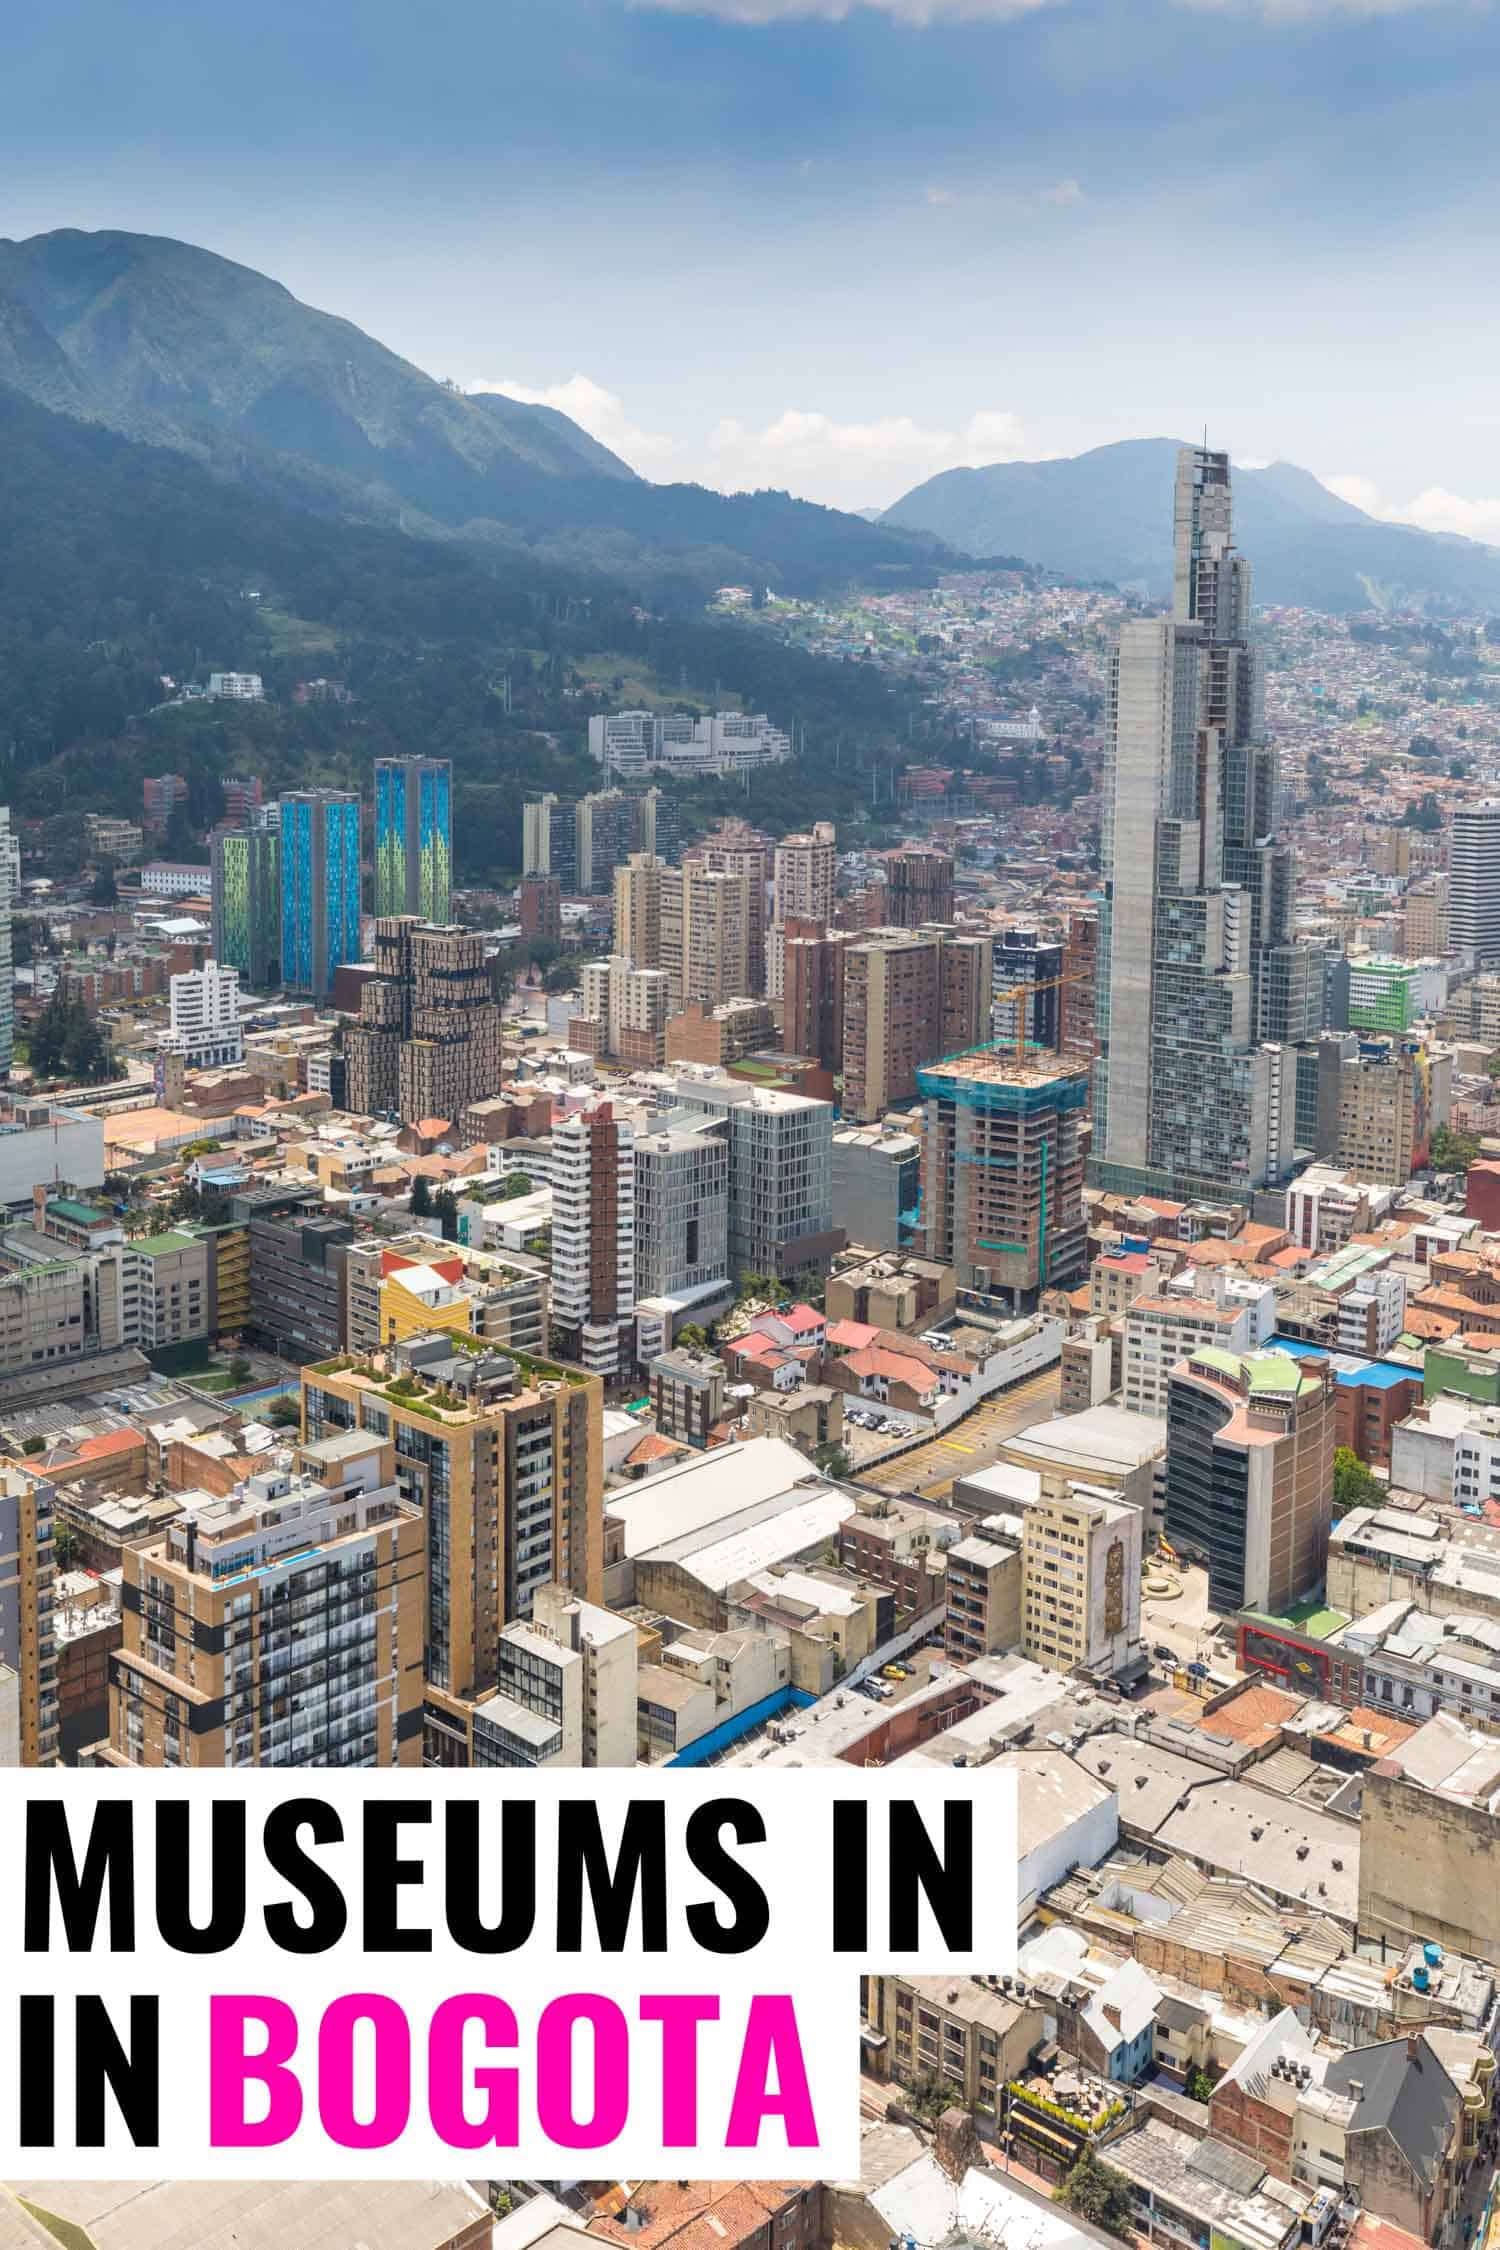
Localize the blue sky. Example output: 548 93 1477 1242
5 0 1500 526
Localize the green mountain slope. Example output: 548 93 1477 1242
882 436 1500 614
0 228 953 598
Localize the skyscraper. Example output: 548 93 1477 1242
1450 801 1500 966
374 756 452 924
211 825 281 989
1094 448 1292 1201
0 806 15 1080
917 1050 1088 1310
683 820 772 992
279 788 362 1000
551 1102 637 1379
343 918 502 1125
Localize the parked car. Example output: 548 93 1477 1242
1153 1642 1177 1664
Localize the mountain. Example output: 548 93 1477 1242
881 437 1500 614
0 228 952 597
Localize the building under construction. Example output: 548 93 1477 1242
916 1047 1088 1312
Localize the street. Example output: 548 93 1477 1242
855 1365 1062 1503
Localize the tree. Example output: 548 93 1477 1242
1185 2066 1216 2104
433 1186 460 1242
263 1395 301 1428
409 1173 433 1217
813 1442 852 1480
1333 1446 1382 1515
1431 1124 1481 1173
676 1323 712 1351
228 1356 252 1384
27 990 113 1083
499 1172 534 1200
1054 2152 1136 2235
89 856 118 905
1408 793 1444 832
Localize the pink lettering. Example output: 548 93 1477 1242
640 1995 719 2145
209 1995 303 2148
536 1993 629 2148
726 1995 818 2148
318 1993 412 2149
428 1993 520 2149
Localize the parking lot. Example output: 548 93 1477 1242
1140 1558 1236 1672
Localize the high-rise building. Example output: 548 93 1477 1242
373 756 452 924
0 1462 59 1766
522 794 578 892
1450 802 1500 966
304 1337 603 1734
342 918 502 1125
937 930 994 1056
916 1050 1088 1309
841 929 940 1122
279 787 361 999
883 846 955 929
638 785 677 865
551 1102 636 1378
103 1436 425 1768
517 875 561 945
1095 448 1291 1202
577 789 638 896
670 1078 838 1280
142 772 188 827
220 774 263 826
159 958 243 1071
0 806 15 1079
783 920 849 1072
1403 875 1449 959
634 1121 731 1307
1060 909 1099 1076
1165 1346 1336 1615
661 863 754 1007
211 825 280 989
1021 1476 1142 1679
614 851 665 969
1334 1036 1451 1187
573 956 672 1068
993 928 1064 1050
770 822 838 998
684 820 772 993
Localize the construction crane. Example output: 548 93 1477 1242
988 967 1086 1061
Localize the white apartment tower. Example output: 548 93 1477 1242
550 1102 636 1379
769 822 836 1000
162 957 244 1070
1449 801 1500 967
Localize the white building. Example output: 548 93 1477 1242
0 1099 106 1209
550 1101 636 1378
589 708 791 780
140 860 212 898
161 957 244 1070
1450 800 1500 966
670 1074 837 1279
1123 1269 1273 1417
206 671 265 701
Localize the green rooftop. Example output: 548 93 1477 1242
46 1198 111 1227
128 1230 199 1255
1242 1600 1351 1641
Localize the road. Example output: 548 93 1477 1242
854 1365 1062 1502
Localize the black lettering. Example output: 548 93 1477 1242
24 1802 134 1953
889 1800 972 1951
363 1802 432 1952
18 1995 53 2146
155 1801 246 1954
830 1800 866 1951
262 1798 347 1954
684 1799 769 1954
557 1801 667 1951
445 1799 537 1953
75 1995 159 2148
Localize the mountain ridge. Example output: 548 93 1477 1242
881 436 1500 614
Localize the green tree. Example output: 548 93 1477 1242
89 856 118 905
813 1442 852 1480
263 1395 301 1428
676 1323 712 1351
409 1173 434 1218
228 1356 252 1384
1431 1124 1481 1173
1054 2152 1136 2235
27 990 113 1082
1408 793 1444 831
433 1186 460 1242
499 1172 534 1200
1333 1446 1382 1515
1184 2066 1216 2104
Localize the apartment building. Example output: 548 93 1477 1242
863 1972 1043 2123
160 957 243 1070
669 1077 838 1280
450 1582 640 1769
345 1235 545 1359
1021 1476 1143 1679
1165 1347 1336 1615
650 1346 727 1447
771 823 837 993
304 1334 603 1729
683 820 772 993
831 1121 922 1254
0 1247 123 1374
234 1186 354 1363
943 1522 1023 1661
1334 1038 1452 1188
0 1463 59 1765
551 1102 636 1378
343 919 502 1126
373 756 452 924
574 955 672 1068
841 929 941 1121
882 846 955 928
660 863 754 1007
1122 1272 1273 1417
103 1435 424 1768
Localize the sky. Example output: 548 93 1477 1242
5 0 1500 527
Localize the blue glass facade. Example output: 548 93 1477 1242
280 789 361 997
374 756 450 923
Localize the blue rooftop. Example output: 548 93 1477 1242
1270 1335 1416 1390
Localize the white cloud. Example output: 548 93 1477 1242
926 183 957 205
631 0 1054 22
1038 175 1086 205
472 372 1029 508
705 404 1029 506
467 373 681 471
1323 471 1500 546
